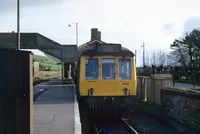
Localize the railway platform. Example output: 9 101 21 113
33 80 81 134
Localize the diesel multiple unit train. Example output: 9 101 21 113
75 42 137 106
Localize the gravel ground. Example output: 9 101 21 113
128 112 181 134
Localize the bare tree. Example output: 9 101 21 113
167 52 178 66
145 50 168 67
155 50 167 66
145 52 152 67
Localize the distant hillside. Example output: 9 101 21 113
33 55 57 64
33 55 61 71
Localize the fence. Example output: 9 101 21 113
137 76 171 105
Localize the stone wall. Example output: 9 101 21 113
137 77 200 132
161 88 200 132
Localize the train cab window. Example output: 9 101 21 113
118 58 132 80
102 58 115 80
85 58 98 80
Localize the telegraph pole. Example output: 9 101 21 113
17 0 20 50
142 42 145 67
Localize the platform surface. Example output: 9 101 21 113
33 80 81 134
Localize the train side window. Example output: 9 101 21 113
102 58 115 80
118 58 132 80
85 58 98 80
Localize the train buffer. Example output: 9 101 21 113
33 79 81 134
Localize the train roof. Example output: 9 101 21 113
81 50 134 57
79 42 134 57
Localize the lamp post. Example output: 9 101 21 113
68 22 78 80
68 22 78 45
17 0 20 50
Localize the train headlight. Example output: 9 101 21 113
123 88 128 96
88 88 94 96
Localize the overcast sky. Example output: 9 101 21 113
1 0 200 66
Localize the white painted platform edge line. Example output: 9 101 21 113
74 85 82 134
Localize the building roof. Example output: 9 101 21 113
77 28 133 56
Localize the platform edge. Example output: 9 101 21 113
74 85 82 134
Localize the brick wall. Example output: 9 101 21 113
161 89 200 132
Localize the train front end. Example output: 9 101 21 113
77 43 137 106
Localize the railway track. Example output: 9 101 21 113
92 113 138 134
80 102 186 134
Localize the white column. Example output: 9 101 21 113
61 62 65 82
68 64 72 79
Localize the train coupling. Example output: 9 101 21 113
123 88 130 96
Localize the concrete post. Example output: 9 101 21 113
136 77 142 99
143 77 148 101
147 77 155 104
61 62 64 83
63 62 66 79
60 48 64 83
146 77 152 103
141 77 146 101
154 78 166 105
